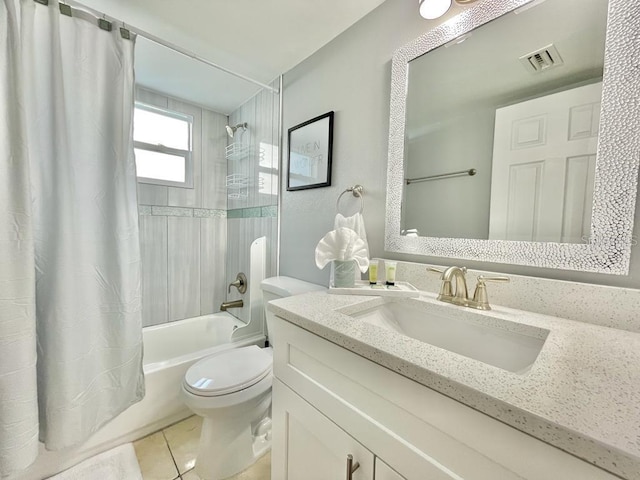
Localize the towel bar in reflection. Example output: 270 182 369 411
406 168 477 185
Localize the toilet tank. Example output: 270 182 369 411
261 276 325 346
261 276 325 302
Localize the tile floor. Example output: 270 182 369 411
133 415 271 480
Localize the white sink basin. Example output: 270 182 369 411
350 301 548 374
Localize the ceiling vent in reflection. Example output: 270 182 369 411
519 44 564 73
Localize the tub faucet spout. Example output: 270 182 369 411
220 299 243 311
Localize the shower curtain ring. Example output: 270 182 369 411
59 2 72 16
98 14 113 31
120 22 131 40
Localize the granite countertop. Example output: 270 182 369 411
268 290 640 480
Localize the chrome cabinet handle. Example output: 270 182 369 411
346 454 360 480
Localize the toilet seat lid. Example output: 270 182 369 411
184 345 272 397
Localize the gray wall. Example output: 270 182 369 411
136 87 228 327
280 0 640 289
225 80 280 323
405 107 494 239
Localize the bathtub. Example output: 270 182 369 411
107 312 266 439
144 312 253 372
12 312 266 480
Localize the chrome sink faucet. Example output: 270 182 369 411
440 266 469 306
428 266 509 310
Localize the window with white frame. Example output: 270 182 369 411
134 103 193 188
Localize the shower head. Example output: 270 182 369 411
226 122 248 138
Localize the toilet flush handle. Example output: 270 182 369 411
228 272 247 294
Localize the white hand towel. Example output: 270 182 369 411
334 212 369 258
315 227 370 273
332 212 369 284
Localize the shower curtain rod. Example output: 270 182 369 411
60 0 280 94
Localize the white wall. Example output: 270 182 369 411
405 107 494 239
280 0 640 288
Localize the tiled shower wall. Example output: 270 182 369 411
225 79 280 324
136 87 228 327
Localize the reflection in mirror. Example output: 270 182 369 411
402 0 607 243
386 0 640 274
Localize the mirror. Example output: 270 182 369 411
385 0 640 274
404 0 605 243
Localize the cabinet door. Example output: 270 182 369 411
272 378 374 480
375 458 406 480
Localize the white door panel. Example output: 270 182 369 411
489 82 601 242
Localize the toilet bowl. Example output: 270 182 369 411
181 276 324 480
181 345 273 479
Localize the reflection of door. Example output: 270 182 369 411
488 82 601 242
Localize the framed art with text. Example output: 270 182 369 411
287 111 334 191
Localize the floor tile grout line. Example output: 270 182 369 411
163 414 197 432
162 429 182 480
183 467 195 476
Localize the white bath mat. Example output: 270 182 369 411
47 443 142 480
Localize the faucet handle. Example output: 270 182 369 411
477 275 510 284
228 272 247 294
426 266 453 298
426 266 467 275
471 275 509 310
426 266 444 275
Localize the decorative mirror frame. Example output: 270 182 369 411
385 0 640 274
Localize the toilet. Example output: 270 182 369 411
181 276 325 480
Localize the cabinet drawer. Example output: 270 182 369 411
271 316 617 480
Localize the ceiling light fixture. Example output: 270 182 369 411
418 0 452 20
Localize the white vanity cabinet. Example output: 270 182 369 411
375 459 405 480
272 379 376 479
269 316 619 480
273 379 404 480
272 380 404 480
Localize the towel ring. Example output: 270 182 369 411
336 185 364 214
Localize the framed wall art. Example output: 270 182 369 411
287 111 334 191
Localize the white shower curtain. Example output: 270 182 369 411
0 0 39 475
0 0 144 475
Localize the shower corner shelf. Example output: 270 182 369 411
226 174 249 199
225 143 267 161
226 174 249 188
228 192 248 199
225 174 266 199
225 143 251 160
